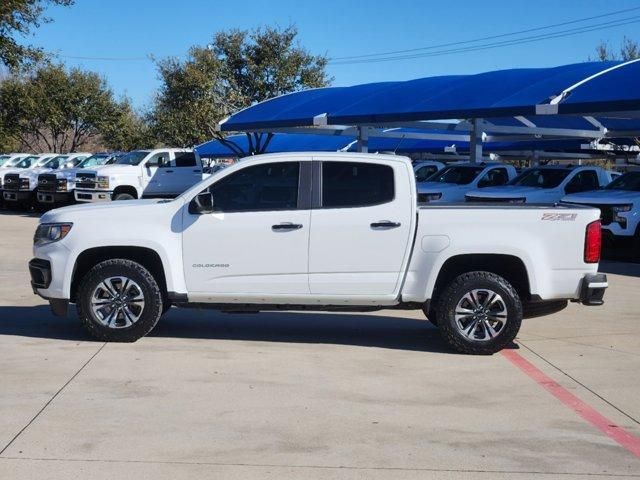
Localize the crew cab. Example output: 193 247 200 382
417 162 517 203
37 152 122 207
413 160 445 183
30 153 607 355
3 153 90 209
74 149 203 202
465 165 613 204
562 170 640 258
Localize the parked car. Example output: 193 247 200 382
37 152 123 207
3 153 90 209
30 152 606 355
413 160 445 183
417 162 517 203
562 170 640 259
465 165 613 204
74 149 203 202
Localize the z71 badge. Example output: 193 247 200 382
541 213 578 221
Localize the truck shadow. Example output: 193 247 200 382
0 305 515 354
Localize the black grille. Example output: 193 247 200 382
38 174 58 192
584 204 614 226
4 174 20 191
75 172 96 189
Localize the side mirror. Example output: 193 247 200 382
189 191 215 214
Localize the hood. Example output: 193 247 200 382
82 164 137 176
562 189 640 204
465 186 551 199
417 182 468 194
42 198 177 221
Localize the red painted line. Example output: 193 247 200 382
501 349 640 458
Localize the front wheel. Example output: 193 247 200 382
434 271 523 355
113 192 135 201
76 259 163 342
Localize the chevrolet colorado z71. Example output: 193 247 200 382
29 153 607 354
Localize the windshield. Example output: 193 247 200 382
78 155 109 168
509 168 572 188
42 155 69 170
113 151 149 166
605 172 640 192
427 166 485 185
0 155 11 166
14 156 40 168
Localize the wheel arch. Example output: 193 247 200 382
112 185 139 199
70 246 167 302
429 254 531 309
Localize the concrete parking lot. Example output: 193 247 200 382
1 211 639 479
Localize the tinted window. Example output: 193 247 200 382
322 162 394 208
415 165 438 182
478 168 509 187
429 166 484 185
606 172 640 192
209 162 299 212
510 168 571 188
566 170 599 193
114 151 149 166
175 152 197 167
146 152 170 168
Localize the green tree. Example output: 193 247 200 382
150 25 331 147
1 0 74 70
594 37 640 61
0 63 135 152
101 98 152 151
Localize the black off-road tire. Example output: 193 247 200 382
113 192 135 201
76 259 163 342
435 271 523 355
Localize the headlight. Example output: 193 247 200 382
613 204 632 227
56 179 67 192
418 193 442 203
97 176 109 189
20 178 30 190
34 223 73 246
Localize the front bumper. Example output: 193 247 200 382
37 191 74 204
75 189 112 202
3 190 33 202
29 257 69 316
579 273 608 306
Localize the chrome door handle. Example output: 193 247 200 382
272 222 303 232
370 220 401 229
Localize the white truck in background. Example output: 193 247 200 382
465 165 614 204
417 162 517 203
36 152 123 207
3 153 90 209
30 152 607 355
74 149 204 202
413 160 445 183
563 170 640 259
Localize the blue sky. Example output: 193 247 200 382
27 0 640 109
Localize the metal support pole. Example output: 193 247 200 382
470 119 483 163
357 126 369 153
531 151 540 167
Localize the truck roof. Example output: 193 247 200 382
241 151 412 163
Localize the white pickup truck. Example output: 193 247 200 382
465 165 614 204
30 153 607 355
74 149 204 202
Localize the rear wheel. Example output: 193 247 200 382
434 271 522 355
76 259 163 342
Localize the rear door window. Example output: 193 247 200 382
174 152 197 167
322 162 394 208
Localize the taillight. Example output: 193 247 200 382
584 220 601 264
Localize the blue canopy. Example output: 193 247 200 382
196 134 355 157
220 60 640 133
